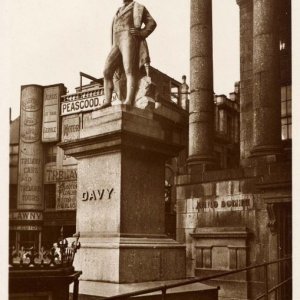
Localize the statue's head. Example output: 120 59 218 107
123 0 133 5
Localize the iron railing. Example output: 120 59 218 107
104 256 291 300
9 229 81 269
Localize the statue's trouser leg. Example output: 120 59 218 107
121 35 139 105
124 74 137 105
103 46 122 104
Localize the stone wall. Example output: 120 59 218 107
175 160 291 299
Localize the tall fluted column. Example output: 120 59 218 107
188 0 214 172
237 0 253 166
251 0 282 157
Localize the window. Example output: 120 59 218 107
218 110 223 132
281 85 292 140
214 151 222 169
45 145 57 163
171 84 179 104
10 145 19 166
227 115 233 140
44 184 56 209
280 40 286 51
214 106 219 131
9 184 17 209
10 145 19 155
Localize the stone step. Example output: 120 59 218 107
70 280 218 300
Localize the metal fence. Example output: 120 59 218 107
104 256 291 300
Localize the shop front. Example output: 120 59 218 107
9 211 43 252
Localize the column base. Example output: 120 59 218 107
187 155 215 174
250 144 283 161
74 235 186 283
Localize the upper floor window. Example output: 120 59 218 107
171 84 179 104
45 145 57 164
280 40 286 51
10 145 19 155
44 184 56 209
281 85 292 140
9 184 17 209
10 145 19 166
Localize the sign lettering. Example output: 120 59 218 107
45 168 77 183
57 181 77 210
9 211 43 221
62 116 80 143
82 188 114 201
42 85 63 142
61 92 118 116
10 225 42 231
18 86 43 209
195 195 253 212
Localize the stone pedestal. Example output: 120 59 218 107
60 104 187 283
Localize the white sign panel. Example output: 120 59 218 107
42 85 64 142
61 93 118 116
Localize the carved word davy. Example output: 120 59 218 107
82 188 114 201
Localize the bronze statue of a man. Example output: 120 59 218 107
102 0 157 108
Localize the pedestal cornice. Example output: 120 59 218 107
59 130 184 159
59 105 186 159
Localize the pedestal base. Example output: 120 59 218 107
74 236 186 283
72 280 218 300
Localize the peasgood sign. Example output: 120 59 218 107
61 92 118 116
61 96 105 116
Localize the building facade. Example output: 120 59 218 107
175 0 291 299
9 66 241 252
8 68 185 251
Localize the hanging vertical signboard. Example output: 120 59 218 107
18 85 44 210
42 84 66 142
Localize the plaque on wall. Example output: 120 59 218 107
56 181 77 210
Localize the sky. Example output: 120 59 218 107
1 0 240 120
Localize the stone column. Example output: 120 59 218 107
188 0 214 172
237 0 254 165
251 0 282 157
